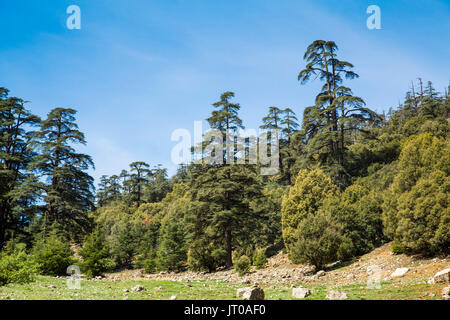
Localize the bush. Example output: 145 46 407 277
109 220 140 267
234 255 251 277
135 251 158 274
187 239 226 273
281 169 337 260
32 236 76 276
322 184 385 259
157 214 187 272
0 248 37 286
253 248 267 269
79 229 113 278
290 212 343 270
382 134 450 254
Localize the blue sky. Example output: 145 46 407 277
1 0 449 183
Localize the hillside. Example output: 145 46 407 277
96 242 449 300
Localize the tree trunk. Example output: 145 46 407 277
225 224 233 268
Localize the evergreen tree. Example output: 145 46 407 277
0 88 40 248
127 161 150 206
297 40 378 187
29 108 95 240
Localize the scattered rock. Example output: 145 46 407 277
326 290 347 300
48 285 56 289
346 274 355 280
123 289 129 293
154 286 164 290
316 270 326 277
292 288 311 299
429 268 450 284
132 285 146 292
169 295 177 300
442 286 450 300
236 285 265 300
95 276 102 280
391 268 409 278
303 274 318 282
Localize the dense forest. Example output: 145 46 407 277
1 40 449 284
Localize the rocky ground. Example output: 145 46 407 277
103 243 450 290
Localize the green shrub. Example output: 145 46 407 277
135 252 158 274
290 211 343 270
234 255 251 277
0 249 37 286
32 236 76 276
79 229 113 278
391 240 406 255
322 184 385 259
109 220 141 267
187 239 226 272
281 169 338 260
157 214 187 272
253 248 267 269
382 134 450 254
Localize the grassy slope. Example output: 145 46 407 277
0 242 448 300
0 276 445 300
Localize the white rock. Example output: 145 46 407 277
326 290 347 300
316 270 326 277
169 295 177 300
442 286 450 300
431 268 450 284
131 285 146 292
391 268 409 278
292 288 311 299
236 286 264 300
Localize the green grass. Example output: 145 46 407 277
0 276 444 300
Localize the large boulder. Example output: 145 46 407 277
326 290 347 300
292 288 311 299
391 268 409 278
236 285 265 300
442 286 450 300
429 268 450 284
131 285 146 292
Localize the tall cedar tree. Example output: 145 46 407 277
30 108 94 239
0 88 40 248
188 92 262 268
298 40 378 186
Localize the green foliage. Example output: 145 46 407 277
290 212 343 269
187 239 227 272
0 88 40 249
0 244 37 286
322 184 385 259
253 248 267 269
281 169 337 259
109 219 141 267
250 186 285 249
234 255 251 277
186 163 263 270
157 214 187 272
32 236 76 276
382 133 449 254
29 108 95 241
79 229 113 278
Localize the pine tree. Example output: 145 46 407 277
0 88 40 248
297 41 378 187
127 162 150 206
30 108 95 240
186 92 263 269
